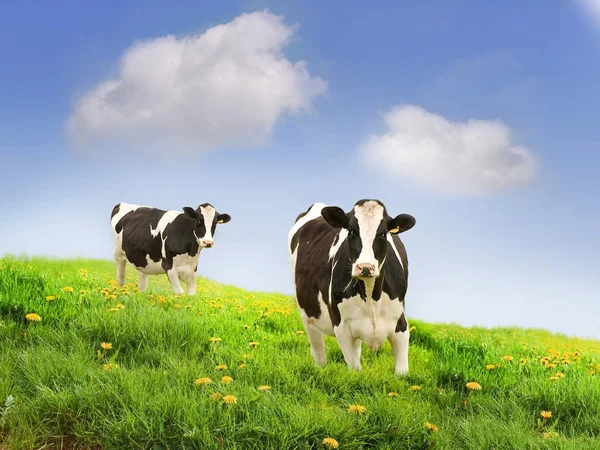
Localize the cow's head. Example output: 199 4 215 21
183 203 231 248
321 199 415 279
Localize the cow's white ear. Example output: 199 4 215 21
322 206 348 229
388 214 415 234
217 213 231 224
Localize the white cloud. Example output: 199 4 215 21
67 10 327 152
362 105 537 195
576 0 600 29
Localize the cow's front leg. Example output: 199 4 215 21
301 315 327 366
389 315 410 376
162 260 184 295
185 273 197 295
334 323 362 371
137 271 148 292
115 253 126 286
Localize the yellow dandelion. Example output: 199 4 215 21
502 355 514 362
102 363 119 370
211 392 222 401
242 354 252 359
258 385 271 391
543 431 558 439
222 394 237 405
46 295 56 301
62 286 74 293
238 363 247 369
216 364 227 370
322 437 339 449
409 325 416 332
100 342 112 350
555 372 565 378
520 358 528 364
210 337 222 343
466 381 482 391
540 410 552 419
221 376 233 384
115 303 125 309
347 404 367 414
296 330 305 335
411 385 422 391
425 422 439 432
387 392 399 397
549 376 559 381
25 313 41 322
547 363 557 369
248 341 259 347
486 364 496 370
194 377 212 385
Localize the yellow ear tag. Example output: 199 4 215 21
389 226 400 234
217 219 224 223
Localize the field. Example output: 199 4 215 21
1 257 600 449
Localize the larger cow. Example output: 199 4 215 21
111 202 231 295
288 199 416 375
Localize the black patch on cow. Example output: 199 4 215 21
111 203 121 220
292 216 338 319
290 232 300 253
116 207 164 268
395 312 407 333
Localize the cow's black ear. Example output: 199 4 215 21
321 206 348 229
388 214 415 234
217 213 231 224
183 207 199 220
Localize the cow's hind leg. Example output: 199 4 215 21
115 253 126 287
302 315 327 366
389 313 410 376
137 271 148 293
334 322 362 371
185 274 197 296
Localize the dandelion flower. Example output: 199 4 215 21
116 303 125 309
194 377 212 385
520 358 528 364
502 355 513 362
109 307 119 312
103 363 118 370
62 286 74 293
555 372 565 378
25 313 41 322
258 385 271 391
210 337 222 343
46 295 56 301
543 431 558 439
541 410 552 419
221 376 233 384
486 364 496 370
216 364 227 370
409 325 416 332
248 341 259 347
242 354 252 359
238 363 247 369
222 394 237 405
322 437 339 448
387 392 399 397
348 404 367 414
211 392 222 401
296 330 304 335
425 422 439 432
549 376 559 381
411 385 422 391
466 381 482 391
100 342 113 350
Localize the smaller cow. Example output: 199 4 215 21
288 200 415 375
111 202 231 295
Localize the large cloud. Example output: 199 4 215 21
67 10 327 151
362 105 537 195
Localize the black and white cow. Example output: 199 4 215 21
288 199 416 375
111 202 231 295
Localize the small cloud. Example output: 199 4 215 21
67 10 327 153
361 105 538 196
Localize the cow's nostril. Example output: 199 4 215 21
361 267 371 276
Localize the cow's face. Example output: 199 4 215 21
183 203 231 248
322 199 415 279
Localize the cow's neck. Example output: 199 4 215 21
356 272 384 302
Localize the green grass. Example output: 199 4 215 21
1 256 600 449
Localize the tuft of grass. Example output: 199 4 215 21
0 256 599 449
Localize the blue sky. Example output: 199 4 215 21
1 1 599 338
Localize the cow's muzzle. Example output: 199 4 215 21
200 239 214 248
354 263 377 278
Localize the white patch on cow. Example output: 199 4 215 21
353 201 385 275
386 234 404 272
149 210 181 252
299 292 333 366
199 205 216 242
328 228 348 260
336 292 404 352
288 203 328 253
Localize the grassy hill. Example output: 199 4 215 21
1 257 599 449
